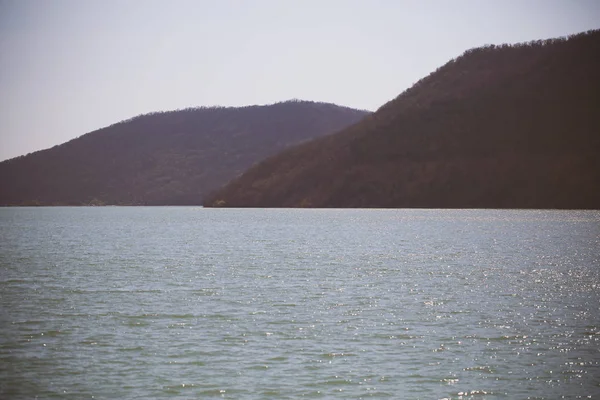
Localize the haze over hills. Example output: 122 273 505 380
205 29 600 209
0 101 369 206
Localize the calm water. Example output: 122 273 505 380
1 207 599 399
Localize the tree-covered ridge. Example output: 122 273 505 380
204 29 600 209
0 100 369 205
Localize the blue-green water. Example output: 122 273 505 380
1 207 599 399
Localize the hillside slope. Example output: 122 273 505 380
205 30 600 209
0 101 368 205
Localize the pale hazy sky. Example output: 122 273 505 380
1 0 599 161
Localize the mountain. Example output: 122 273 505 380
204 30 600 209
0 100 369 206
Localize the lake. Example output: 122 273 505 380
1 207 599 399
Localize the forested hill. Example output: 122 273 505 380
204 29 600 209
0 101 369 206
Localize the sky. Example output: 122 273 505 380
0 0 599 161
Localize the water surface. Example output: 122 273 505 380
1 207 599 399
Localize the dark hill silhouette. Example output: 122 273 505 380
204 30 600 209
0 101 369 205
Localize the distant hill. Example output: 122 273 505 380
0 100 369 206
204 30 600 209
